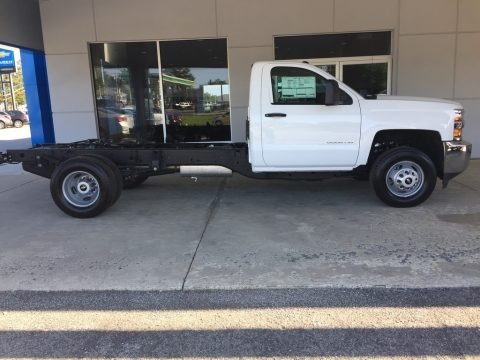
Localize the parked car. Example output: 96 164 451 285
174 101 193 110
104 107 134 129
0 112 13 129
6 110 29 128
97 108 131 139
203 101 213 112
0 111 11 120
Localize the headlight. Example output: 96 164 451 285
453 109 464 141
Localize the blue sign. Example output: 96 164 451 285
0 48 16 74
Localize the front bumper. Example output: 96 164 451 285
443 140 472 187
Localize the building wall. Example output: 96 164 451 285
39 0 480 157
0 0 44 51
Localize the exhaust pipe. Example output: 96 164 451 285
180 165 232 177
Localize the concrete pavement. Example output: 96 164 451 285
0 160 478 290
0 125 32 153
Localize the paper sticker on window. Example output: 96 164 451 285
278 76 316 99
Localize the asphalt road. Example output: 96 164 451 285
0 287 479 358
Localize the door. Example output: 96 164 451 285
261 65 361 168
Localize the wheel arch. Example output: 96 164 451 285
366 130 444 179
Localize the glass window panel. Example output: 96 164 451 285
342 63 388 98
275 32 391 60
271 67 352 106
90 42 162 143
272 67 326 105
160 39 230 142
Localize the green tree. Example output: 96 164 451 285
0 69 26 110
12 68 26 106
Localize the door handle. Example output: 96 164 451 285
265 113 287 118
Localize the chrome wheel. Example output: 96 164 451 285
62 171 100 207
385 160 424 198
13 120 23 128
0 121 5 129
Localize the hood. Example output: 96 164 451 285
376 95 462 107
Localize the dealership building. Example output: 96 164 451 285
1 0 479 157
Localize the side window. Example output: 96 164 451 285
271 66 352 105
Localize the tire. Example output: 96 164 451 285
123 174 149 189
0 121 5 130
81 154 123 206
13 120 23 128
370 146 437 207
50 156 117 218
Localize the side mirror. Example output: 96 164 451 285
325 79 340 106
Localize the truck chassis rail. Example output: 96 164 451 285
1 139 346 181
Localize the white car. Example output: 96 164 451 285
176 101 193 110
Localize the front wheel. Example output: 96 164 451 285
370 147 437 207
13 120 23 128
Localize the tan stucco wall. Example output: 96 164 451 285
39 0 480 157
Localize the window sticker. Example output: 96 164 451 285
278 76 316 99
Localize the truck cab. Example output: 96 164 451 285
248 62 361 171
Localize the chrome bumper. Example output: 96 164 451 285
443 140 472 187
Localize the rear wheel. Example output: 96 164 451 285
50 156 118 218
0 121 5 129
13 120 23 128
370 147 437 207
82 154 123 205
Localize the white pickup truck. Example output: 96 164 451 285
0 61 472 218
